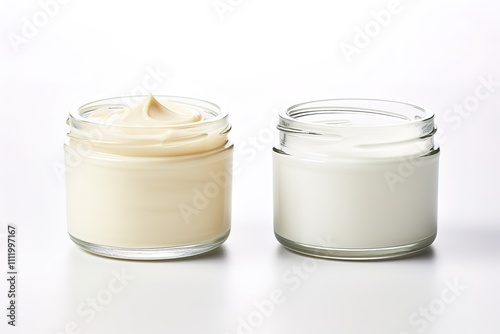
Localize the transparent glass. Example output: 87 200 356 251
65 96 233 260
273 99 440 260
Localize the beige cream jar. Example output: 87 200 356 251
65 94 233 259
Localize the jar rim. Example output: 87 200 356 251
281 98 434 132
70 95 227 129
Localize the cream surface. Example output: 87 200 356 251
66 95 233 253
69 94 228 157
87 94 203 125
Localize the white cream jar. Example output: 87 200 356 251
273 99 440 260
65 95 233 259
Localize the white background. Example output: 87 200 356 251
1 0 500 333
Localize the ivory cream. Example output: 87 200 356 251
65 95 233 259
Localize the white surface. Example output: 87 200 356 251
1 0 499 333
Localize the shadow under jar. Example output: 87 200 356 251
273 99 440 260
65 95 233 260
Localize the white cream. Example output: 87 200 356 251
273 153 439 248
273 99 440 259
65 95 233 259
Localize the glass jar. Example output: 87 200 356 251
65 95 233 259
273 99 440 260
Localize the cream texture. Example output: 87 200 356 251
66 95 232 248
70 94 228 157
87 93 203 125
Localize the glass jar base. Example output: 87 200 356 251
275 233 436 260
69 231 230 260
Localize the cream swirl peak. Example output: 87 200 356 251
69 94 229 157
87 93 203 125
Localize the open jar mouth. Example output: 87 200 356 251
67 95 231 157
70 95 228 130
276 99 438 159
279 98 434 134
